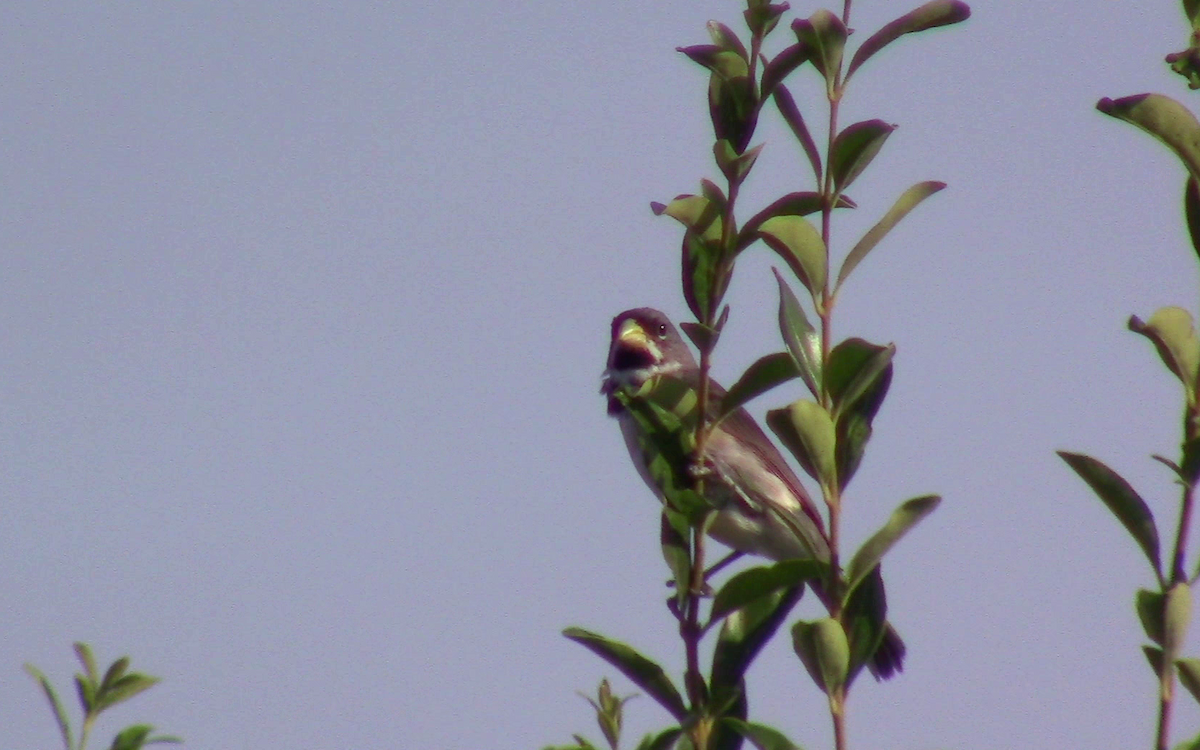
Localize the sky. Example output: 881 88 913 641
4 1 1200 748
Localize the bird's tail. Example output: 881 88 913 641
867 623 906 680
809 578 906 680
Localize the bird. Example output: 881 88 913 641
602 306 904 679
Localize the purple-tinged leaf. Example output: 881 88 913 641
846 1 971 81
718 352 801 423
1097 94 1200 183
761 43 809 99
563 628 689 721
830 120 895 191
773 85 823 183
792 11 846 87
837 181 945 291
1058 451 1163 581
757 215 826 295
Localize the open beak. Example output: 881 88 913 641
601 320 658 392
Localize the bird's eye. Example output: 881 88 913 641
657 324 667 336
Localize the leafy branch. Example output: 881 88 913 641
559 1 967 748
24 642 181 750
1060 4 1200 748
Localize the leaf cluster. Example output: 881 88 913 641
24 642 180 750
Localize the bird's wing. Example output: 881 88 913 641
702 379 828 535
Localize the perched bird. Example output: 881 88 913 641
602 307 904 679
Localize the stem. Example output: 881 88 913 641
1156 671 1172 750
79 713 93 750
1158 422 1198 750
820 7 851 750
818 0 847 614
829 691 847 750
684 343 711 715
683 525 706 707
1170 479 1195 585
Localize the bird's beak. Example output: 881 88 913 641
602 319 658 391
613 319 650 356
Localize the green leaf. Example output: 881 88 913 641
845 495 941 595
740 193 822 237
23 663 74 750
825 339 896 420
662 510 693 602
94 673 160 713
761 43 810 99
709 560 825 623
846 1 972 80
682 234 728 323
678 46 748 79
744 1 789 39
774 270 822 397
757 215 826 296
1138 588 1167 645
585 679 627 750
772 85 823 184
718 352 800 423
1097 94 1200 183
721 718 807 750
711 584 806 691
1129 307 1200 404
633 728 684 750
707 690 748 750
75 642 99 683
1187 0 1200 28
1145 644 1165 675
1177 657 1200 705
710 75 760 155
837 181 945 291
109 725 154 750
768 399 836 488
1173 729 1200 750
739 192 854 251
563 628 689 721
826 338 894 488
1185 177 1200 268
681 321 721 355
792 11 846 89
679 45 759 154
1182 437 1200 483
75 673 96 713
830 120 896 192
1058 451 1163 580
1166 582 1193 660
100 656 130 692
715 140 764 184
707 20 749 61
700 179 728 209
653 195 723 239
792 618 849 694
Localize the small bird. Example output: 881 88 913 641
602 307 904 679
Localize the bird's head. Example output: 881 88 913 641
602 308 696 407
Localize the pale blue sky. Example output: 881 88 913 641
4 2 1200 748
